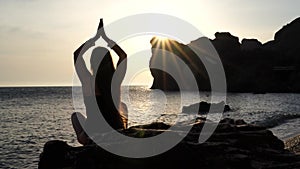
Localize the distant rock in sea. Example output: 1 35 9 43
150 17 300 92
182 101 231 114
38 118 300 169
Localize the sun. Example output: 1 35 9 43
155 36 169 41
150 36 170 48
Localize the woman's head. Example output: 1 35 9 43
90 47 115 91
90 47 112 74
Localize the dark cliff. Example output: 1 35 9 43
150 17 300 92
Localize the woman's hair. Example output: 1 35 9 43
90 47 115 92
90 47 125 129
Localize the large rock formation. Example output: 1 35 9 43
150 17 300 92
39 118 300 169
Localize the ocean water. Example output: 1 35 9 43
1 86 300 168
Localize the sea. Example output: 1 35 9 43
1 86 300 168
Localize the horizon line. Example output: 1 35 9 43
0 84 150 88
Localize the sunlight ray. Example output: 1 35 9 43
164 39 188 87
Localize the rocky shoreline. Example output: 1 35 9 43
39 118 300 169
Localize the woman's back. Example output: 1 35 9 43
96 93 124 130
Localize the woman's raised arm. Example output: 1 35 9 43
101 28 127 83
108 40 127 83
73 37 97 84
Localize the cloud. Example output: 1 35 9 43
0 24 50 56
0 25 46 39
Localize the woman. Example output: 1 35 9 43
72 21 128 145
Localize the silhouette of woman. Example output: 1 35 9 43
71 19 128 145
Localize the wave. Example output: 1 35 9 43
251 113 300 128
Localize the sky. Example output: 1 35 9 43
0 0 299 87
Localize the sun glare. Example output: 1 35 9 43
155 36 169 42
151 36 171 49
155 36 168 43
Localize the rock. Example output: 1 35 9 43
274 17 300 53
212 32 241 55
285 135 300 155
38 140 74 169
150 17 300 93
241 39 263 51
39 118 300 169
182 101 231 114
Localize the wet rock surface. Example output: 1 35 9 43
39 118 300 169
285 135 300 155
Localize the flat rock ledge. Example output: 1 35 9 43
39 118 300 169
